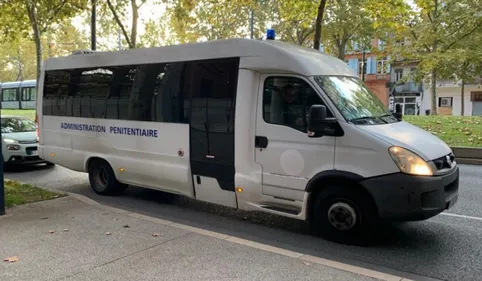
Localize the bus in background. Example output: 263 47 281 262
0 80 37 110
36 38 459 245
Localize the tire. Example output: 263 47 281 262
88 159 127 196
310 185 379 245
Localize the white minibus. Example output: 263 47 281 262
36 38 459 244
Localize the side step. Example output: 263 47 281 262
261 206 300 215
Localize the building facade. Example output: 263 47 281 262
388 59 425 115
425 79 482 116
343 39 391 107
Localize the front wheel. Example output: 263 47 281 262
311 186 379 245
88 159 127 196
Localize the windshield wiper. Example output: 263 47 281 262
379 113 394 118
350 116 387 124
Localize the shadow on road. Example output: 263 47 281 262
3 163 55 173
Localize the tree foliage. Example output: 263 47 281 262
0 0 88 85
389 0 482 114
165 0 270 43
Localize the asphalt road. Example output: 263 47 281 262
5 164 482 281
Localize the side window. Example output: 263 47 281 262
2 88 18 101
43 70 69 116
21 87 37 101
22 88 30 101
106 65 136 120
69 67 112 118
263 76 333 133
184 59 238 162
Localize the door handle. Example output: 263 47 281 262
255 136 268 148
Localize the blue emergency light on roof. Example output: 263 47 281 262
266 29 275 40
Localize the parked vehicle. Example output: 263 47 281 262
2 115 53 166
36 37 459 244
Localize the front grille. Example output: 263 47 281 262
25 146 38 155
433 153 455 171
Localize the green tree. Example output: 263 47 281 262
0 37 36 81
392 0 482 114
104 0 148 49
271 0 318 46
0 0 87 86
166 0 269 43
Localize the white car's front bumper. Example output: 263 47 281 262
3 142 48 165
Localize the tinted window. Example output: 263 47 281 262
186 59 239 163
263 76 333 133
42 62 188 124
1 117 36 133
2 88 18 101
43 70 69 116
68 68 112 118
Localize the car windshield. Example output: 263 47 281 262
313 76 398 124
1 117 37 133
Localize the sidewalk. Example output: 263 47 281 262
0 196 403 281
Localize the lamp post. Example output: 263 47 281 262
361 49 366 82
0 118 5 215
91 0 96 50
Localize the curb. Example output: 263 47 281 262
67 192 414 281
452 146 482 165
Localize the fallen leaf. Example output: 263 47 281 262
152 233 160 237
105 232 111 235
302 261 311 266
123 225 130 228
4 256 19 263
62 229 69 232
48 230 55 234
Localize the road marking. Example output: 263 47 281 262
441 212 482 221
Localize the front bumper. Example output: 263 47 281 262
361 166 459 221
4 144 48 165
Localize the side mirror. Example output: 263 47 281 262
307 105 327 136
394 104 403 120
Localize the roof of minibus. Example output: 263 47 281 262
43 38 357 77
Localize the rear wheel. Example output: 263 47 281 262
311 185 379 245
88 159 127 195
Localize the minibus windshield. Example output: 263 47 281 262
314 76 398 124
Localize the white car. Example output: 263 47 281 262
1 115 53 167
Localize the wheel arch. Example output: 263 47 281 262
305 170 379 222
85 156 109 172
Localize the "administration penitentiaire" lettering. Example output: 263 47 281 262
60 122 159 137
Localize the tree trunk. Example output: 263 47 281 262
25 1 42 90
337 39 347 60
460 79 465 116
15 48 24 81
430 68 437 115
313 0 327 50
130 0 138 49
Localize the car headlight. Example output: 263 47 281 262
388 146 433 176
3 138 18 144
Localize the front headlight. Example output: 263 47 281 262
3 138 18 144
388 146 433 176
